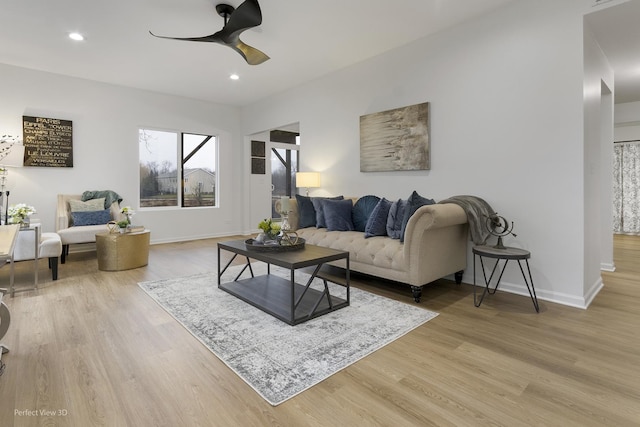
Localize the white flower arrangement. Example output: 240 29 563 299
120 206 135 224
120 206 135 215
8 203 36 223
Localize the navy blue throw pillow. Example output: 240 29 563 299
364 198 392 238
352 195 380 232
400 191 435 242
322 199 354 231
295 194 317 228
71 209 111 226
311 196 344 228
386 199 408 239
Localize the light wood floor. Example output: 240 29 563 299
0 235 639 426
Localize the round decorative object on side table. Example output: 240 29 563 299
107 221 119 233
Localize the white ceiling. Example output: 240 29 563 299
1 0 516 107
1 0 639 107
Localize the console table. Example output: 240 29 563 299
473 245 540 312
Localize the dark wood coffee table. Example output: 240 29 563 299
217 239 350 325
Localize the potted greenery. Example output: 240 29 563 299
256 218 281 243
116 220 129 233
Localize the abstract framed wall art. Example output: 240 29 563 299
359 102 430 172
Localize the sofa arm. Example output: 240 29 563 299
405 203 468 233
403 203 469 285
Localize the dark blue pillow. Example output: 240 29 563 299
386 199 408 239
295 195 317 228
71 209 111 226
352 195 380 232
400 191 435 242
311 196 344 228
322 199 354 231
365 198 392 238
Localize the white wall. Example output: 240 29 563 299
0 63 245 243
583 18 615 305
242 0 599 307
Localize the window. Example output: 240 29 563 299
139 128 217 208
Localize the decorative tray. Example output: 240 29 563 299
245 238 305 252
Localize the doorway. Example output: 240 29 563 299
271 145 298 218
268 127 300 219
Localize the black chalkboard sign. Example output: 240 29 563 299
22 115 73 167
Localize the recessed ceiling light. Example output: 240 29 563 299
230 74 240 80
69 32 84 41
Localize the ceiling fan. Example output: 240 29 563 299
149 0 270 65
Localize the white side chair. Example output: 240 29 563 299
13 225 63 282
56 194 121 263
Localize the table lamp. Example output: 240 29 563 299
295 172 320 196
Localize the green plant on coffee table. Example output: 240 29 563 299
117 220 129 229
258 218 281 240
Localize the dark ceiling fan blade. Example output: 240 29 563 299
149 0 269 65
216 0 262 42
148 31 220 43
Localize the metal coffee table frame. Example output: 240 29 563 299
218 240 350 325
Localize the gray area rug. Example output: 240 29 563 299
138 263 438 405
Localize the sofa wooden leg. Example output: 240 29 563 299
455 270 463 285
411 286 422 303
61 245 68 264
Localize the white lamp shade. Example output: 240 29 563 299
296 172 320 188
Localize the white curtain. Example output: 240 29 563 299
613 142 640 234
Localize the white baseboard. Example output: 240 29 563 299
583 277 604 308
67 242 96 253
496 281 589 309
149 230 247 245
457 273 597 310
600 262 616 272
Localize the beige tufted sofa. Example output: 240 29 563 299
277 197 469 302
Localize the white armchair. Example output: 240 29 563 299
13 225 63 281
56 194 121 263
